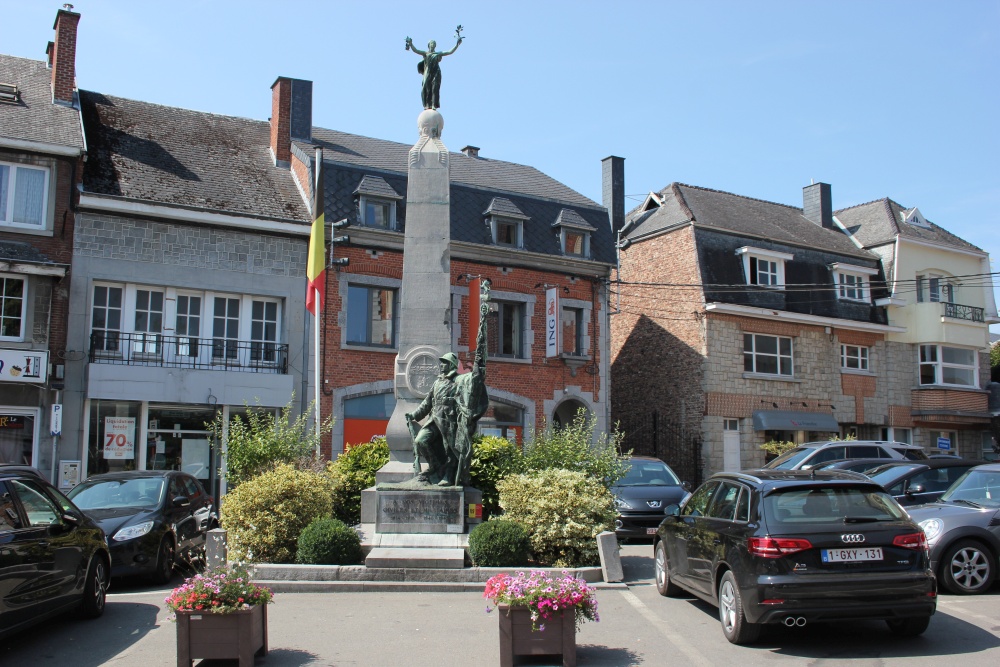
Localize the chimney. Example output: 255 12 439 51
270 77 312 166
803 182 835 229
51 8 81 106
461 145 480 158
602 156 625 232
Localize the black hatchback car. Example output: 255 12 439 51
0 466 110 639
864 459 983 507
612 456 690 540
68 470 217 583
654 469 936 644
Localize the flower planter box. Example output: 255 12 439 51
176 604 268 667
497 605 575 667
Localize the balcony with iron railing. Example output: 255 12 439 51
942 302 985 323
89 332 288 374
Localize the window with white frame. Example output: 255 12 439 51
360 196 396 230
174 293 202 358
841 344 870 371
0 161 49 228
346 284 398 347
91 284 123 353
916 273 954 303
831 263 876 302
132 289 164 355
736 246 793 289
561 306 584 356
491 216 523 248
919 344 977 386
743 333 793 376
0 275 26 340
489 301 525 358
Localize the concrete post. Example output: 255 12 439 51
206 528 228 570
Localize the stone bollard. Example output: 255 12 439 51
596 531 623 583
206 528 228 570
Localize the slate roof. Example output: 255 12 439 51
0 54 84 150
78 91 309 223
484 197 528 219
625 183 873 260
835 198 983 253
354 175 401 200
0 240 59 265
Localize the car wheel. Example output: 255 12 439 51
654 541 682 597
886 616 931 637
151 536 175 585
79 556 108 619
940 539 995 595
718 570 760 645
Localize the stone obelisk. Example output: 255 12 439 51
378 109 452 483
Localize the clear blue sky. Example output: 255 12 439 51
4 0 998 331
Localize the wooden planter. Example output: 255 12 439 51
498 604 576 667
176 604 268 667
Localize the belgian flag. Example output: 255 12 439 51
306 152 325 316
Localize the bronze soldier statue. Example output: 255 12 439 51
405 281 489 487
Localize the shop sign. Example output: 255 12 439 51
104 417 136 459
0 415 25 429
0 349 48 383
545 287 559 358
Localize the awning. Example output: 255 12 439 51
752 410 839 431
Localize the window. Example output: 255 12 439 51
212 297 240 361
10 479 60 526
346 285 397 347
841 344 869 371
360 197 395 230
92 284 123 353
563 229 588 257
175 294 202 358
491 216 523 248
983 432 998 461
743 333 793 376
562 307 584 356
880 427 912 444
552 209 594 259
916 273 953 303
0 275 25 340
708 482 746 521
735 246 793 289
489 301 524 358
0 162 48 228
681 481 720 517
919 344 977 386
250 300 280 363
132 289 164 355
831 263 876 302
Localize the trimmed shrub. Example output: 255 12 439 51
221 464 333 563
326 438 389 526
498 468 616 568
522 409 630 490
295 517 364 565
467 519 531 567
469 436 523 519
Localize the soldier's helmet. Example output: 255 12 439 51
439 352 459 372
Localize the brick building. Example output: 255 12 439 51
0 9 84 482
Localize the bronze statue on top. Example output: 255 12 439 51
405 279 490 487
405 25 463 110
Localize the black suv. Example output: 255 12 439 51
0 466 111 638
653 469 936 644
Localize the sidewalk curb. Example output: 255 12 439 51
256 580 631 593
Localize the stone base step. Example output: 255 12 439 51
365 547 466 569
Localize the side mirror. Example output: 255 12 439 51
664 503 681 517
681 481 691 492
172 496 191 508
906 484 925 495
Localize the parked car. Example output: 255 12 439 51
612 456 689 539
67 470 217 583
653 469 936 644
764 440 927 471
809 458 892 474
908 463 1000 595
865 459 983 506
0 466 110 639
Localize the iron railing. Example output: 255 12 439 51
942 302 985 323
89 332 288 374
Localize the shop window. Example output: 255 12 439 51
0 413 35 465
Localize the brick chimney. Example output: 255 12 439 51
803 182 835 229
602 156 625 232
50 8 81 106
270 77 312 166
461 145 480 158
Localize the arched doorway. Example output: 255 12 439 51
552 398 590 429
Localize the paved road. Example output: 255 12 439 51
2 543 998 666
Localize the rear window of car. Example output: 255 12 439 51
763 486 908 525
765 448 814 470
897 447 928 460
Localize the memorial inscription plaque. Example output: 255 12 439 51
376 489 465 534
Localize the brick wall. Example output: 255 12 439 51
912 388 988 413
270 79 291 164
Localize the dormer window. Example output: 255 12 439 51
552 209 595 259
484 197 528 249
735 246 793 289
903 207 929 228
354 175 401 231
830 263 877 302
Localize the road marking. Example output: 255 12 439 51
619 589 714 667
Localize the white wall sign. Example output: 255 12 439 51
103 416 136 459
0 349 48 384
545 287 559 358
50 404 62 436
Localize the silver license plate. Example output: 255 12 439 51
646 527 658 535
821 547 883 563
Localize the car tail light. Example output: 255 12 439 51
892 532 928 551
748 537 812 558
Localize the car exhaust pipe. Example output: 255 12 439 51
783 616 806 627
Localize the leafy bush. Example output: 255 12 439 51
295 517 364 565
209 400 332 488
467 519 531 567
326 438 389 526
760 439 797 460
469 436 523 519
522 409 629 489
497 468 616 568
220 464 333 563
